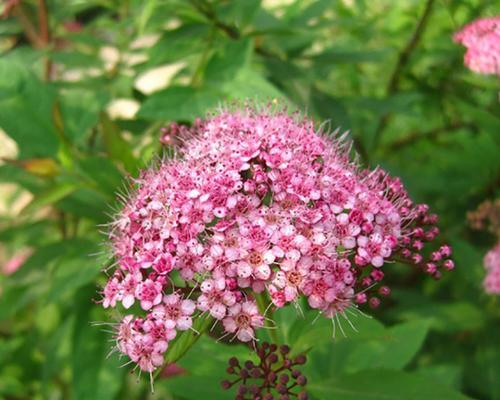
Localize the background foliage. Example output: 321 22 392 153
0 0 499 399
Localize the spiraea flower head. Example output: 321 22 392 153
100 104 453 373
454 16 500 75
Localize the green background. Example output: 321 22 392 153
0 1 498 399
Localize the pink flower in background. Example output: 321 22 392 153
454 16 500 75
2 248 33 275
483 244 500 294
101 105 453 372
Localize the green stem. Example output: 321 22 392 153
372 0 435 149
256 292 279 344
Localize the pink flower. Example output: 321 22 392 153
102 105 453 372
454 16 500 75
484 244 500 294
2 248 32 275
154 293 196 331
197 276 236 320
120 272 142 309
135 279 163 310
222 300 264 342
102 276 121 308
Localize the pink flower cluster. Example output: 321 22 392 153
454 16 500 75
484 244 500 295
101 106 453 372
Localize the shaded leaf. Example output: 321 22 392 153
309 370 471 400
138 85 221 122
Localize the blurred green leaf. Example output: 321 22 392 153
205 38 252 82
311 87 351 130
216 0 261 29
59 89 109 145
417 364 463 390
308 48 391 64
222 68 288 102
147 24 209 67
137 0 158 35
164 316 213 364
77 156 124 198
138 85 221 121
21 181 78 215
72 286 124 400
309 370 471 400
100 113 138 174
47 239 102 301
0 60 59 158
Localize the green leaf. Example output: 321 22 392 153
100 113 138 174
216 0 261 29
138 85 221 122
47 239 102 301
344 319 430 372
0 164 45 192
56 187 111 221
390 298 486 334
161 335 252 400
309 370 471 400
0 281 47 320
137 0 158 35
0 60 59 158
205 38 253 82
417 364 462 390
222 68 289 103
311 87 351 130
59 89 109 145
309 48 391 64
283 308 384 356
147 24 209 67
77 156 124 198
163 316 213 364
21 181 78 215
72 286 124 400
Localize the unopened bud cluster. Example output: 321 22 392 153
222 342 308 400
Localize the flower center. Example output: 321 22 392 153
287 271 302 286
225 237 237 247
166 305 180 320
281 200 294 210
248 251 263 266
265 213 279 224
235 313 251 328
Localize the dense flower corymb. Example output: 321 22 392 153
101 105 453 373
454 16 500 75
